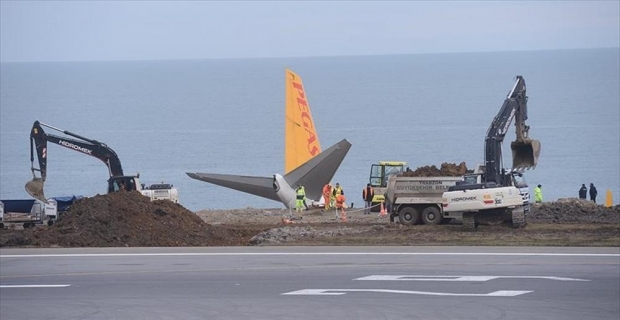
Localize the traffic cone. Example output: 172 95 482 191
379 202 387 217
605 189 613 208
340 208 348 222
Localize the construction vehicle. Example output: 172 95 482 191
25 121 179 204
368 161 407 211
384 173 465 225
441 75 541 230
0 199 58 228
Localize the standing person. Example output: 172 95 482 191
589 183 598 203
300 185 309 210
579 184 587 199
335 193 347 222
533 184 543 203
295 186 306 213
333 183 344 217
322 183 333 211
333 182 344 198
362 183 374 214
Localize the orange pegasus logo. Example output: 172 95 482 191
291 81 320 156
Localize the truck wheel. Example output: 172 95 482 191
421 207 442 225
462 212 477 231
398 207 420 225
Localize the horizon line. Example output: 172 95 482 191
1 46 618 64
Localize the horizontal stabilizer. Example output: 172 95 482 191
186 172 280 202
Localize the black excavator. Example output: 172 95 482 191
442 75 541 230
25 121 176 203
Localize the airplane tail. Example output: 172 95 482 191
186 69 351 209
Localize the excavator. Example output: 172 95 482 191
25 121 179 204
441 75 541 230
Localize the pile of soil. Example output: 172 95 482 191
530 198 620 224
0 191 253 247
401 162 469 177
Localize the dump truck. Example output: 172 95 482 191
384 174 468 225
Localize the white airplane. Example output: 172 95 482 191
186 69 352 209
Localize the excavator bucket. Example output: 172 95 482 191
25 177 48 203
511 139 541 170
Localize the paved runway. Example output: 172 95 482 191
1 246 619 320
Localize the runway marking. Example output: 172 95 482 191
355 275 589 281
282 289 532 297
1 252 618 258
0 284 71 288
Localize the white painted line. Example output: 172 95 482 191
354 275 590 282
282 289 533 297
0 284 71 288
1 252 618 258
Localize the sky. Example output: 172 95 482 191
1 0 619 62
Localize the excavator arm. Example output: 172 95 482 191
483 75 541 185
26 121 126 202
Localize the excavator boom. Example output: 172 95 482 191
484 75 541 185
25 121 126 203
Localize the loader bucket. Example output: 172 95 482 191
25 177 48 203
511 139 541 170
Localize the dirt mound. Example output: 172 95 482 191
0 191 245 247
401 162 469 177
529 198 620 224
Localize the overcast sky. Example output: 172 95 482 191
1 1 619 62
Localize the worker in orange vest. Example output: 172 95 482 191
335 193 347 222
322 183 333 210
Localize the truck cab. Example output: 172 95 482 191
368 161 407 210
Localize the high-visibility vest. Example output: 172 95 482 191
334 186 343 196
363 187 374 200
296 187 305 200
534 187 542 202
323 184 332 195
336 194 346 208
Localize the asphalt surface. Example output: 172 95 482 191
1 246 619 320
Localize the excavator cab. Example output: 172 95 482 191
108 176 141 193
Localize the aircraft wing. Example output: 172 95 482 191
186 173 280 202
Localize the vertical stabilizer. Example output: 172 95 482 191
285 69 322 174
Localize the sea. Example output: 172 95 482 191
1 48 619 212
